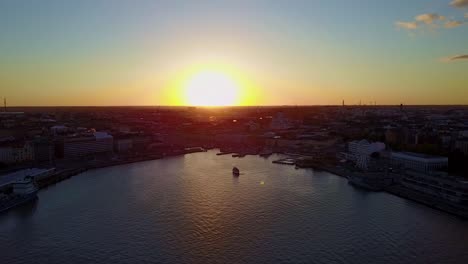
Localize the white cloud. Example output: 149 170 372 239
395 21 419 30
451 0 468 8
396 12 465 32
415 13 445 24
445 20 464 28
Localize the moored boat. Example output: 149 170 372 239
0 176 39 213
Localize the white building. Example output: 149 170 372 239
0 142 34 164
391 152 448 172
402 170 468 206
64 132 113 159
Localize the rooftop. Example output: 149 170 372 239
392 151 448 161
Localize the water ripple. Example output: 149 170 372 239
1 151 468 264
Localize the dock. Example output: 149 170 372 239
272 158 296 165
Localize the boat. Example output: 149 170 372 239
272 158 296 165
232 167 240 176
216 152 232 156
0 176 38 213
184 147 206 153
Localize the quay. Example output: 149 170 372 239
272 158 296 165
3 149 467 219
0 147 209 213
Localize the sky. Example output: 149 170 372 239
0 0 467 106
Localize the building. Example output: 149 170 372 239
50 125 68 135
270 112 293 130
63 132 113 159
112 133 153 153
0 141 34 164
391 152 448 172
401 170 468 206
115 138 133 153
32 138 54 163
455 139 468 155
131 135 151 151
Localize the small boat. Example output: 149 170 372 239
232 167 240 176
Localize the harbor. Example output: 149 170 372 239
3 147 468 219
0 147 209 212
2 150 467 264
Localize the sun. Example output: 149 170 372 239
184 70 239 106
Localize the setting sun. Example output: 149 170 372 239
184 70 239 106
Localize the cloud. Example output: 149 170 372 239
451 0 468 8
395 21 419 30
445 20 464 28
396 12 465 32
442 54 468 62
415 13 445 24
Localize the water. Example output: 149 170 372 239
1 150 467 264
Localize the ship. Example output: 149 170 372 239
348 174 382 191
0 176 39 213
347 171 392 191
232 167 240 176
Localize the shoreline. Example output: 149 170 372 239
36 153 178 189
7 150 468 220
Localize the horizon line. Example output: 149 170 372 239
3 104 468 108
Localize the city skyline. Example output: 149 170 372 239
1 0 468 106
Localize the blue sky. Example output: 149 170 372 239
1 0 467 105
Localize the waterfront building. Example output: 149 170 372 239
0 141 34 164
390 152 448 172
131 135 152 151
63 132 113 159
401 170 468 206
112 133 153 153
32 138 54 163
115 138 133 153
